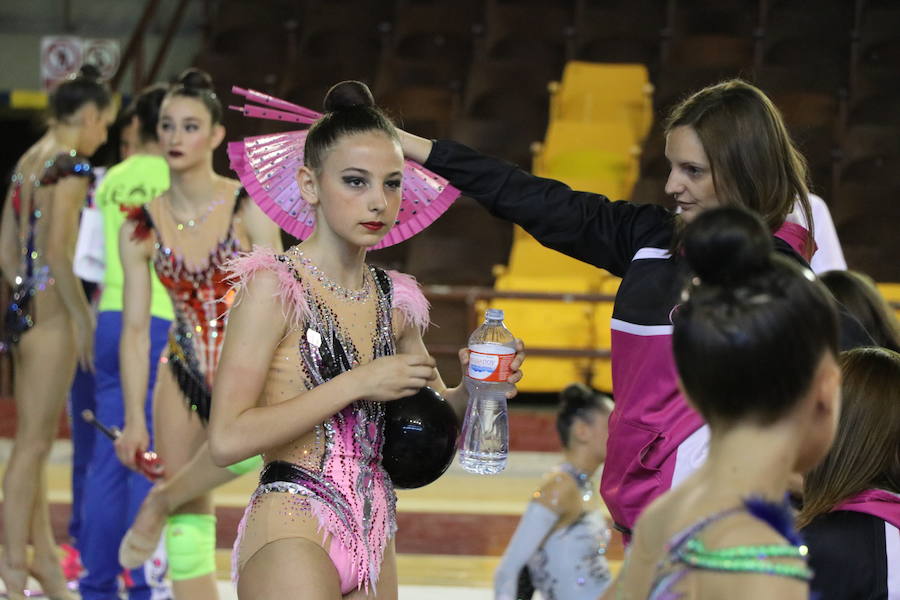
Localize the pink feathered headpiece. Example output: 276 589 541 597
227 87 460 249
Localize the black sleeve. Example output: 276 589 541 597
803 511 888 600
424 139 673 278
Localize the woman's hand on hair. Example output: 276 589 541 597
397 129 434 164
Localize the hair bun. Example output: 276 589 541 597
682 207 773 287
323 81 375 112
177 68 214 90
560 382 594 407
77 63 102 81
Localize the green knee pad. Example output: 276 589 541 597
165 514 217 580
226 454 263 476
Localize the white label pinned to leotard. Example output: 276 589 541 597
306 328 322 348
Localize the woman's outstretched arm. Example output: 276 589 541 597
396 129 669 277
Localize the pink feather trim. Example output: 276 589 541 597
387 270 430 332
224 246 311 330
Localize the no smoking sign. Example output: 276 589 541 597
83 39 121 80
41 36 120 90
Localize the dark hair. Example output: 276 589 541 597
304 81 399 172
556 383 614 447
820 270 900 352
50 63 112 121
798 347 900 528
131 83 169 144
165 68 222 124
672 207 838 425
666 80 812 244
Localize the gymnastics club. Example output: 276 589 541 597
81 409 165 481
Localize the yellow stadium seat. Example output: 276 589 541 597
548 62 654 142
503 228 609 286
489 276 597 392
878 283 900 322
539 119 639 161
473 63 663 393
534 120 641 194
877 283 900 302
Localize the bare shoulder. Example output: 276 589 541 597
687 511 810 600
636 489 678 540
119 217 154 258
533 470 579 514
238 264 283 300
144 190 169 217
615 501 671 600
628 497 671 567
220 175 242 195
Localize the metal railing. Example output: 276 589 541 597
421 284 616 361
421 283 900 361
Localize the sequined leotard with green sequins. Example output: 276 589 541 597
648 498 812 600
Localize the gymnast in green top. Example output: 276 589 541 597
609 207 841 600
95 114 173 320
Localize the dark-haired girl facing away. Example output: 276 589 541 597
799 347 900 600
609 207 841 599
399 79 871 541
113 68 281 600
0 65 114 600
206 80 523 599
494 383 614 600
820 270 900 352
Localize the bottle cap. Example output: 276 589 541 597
485 308 504 321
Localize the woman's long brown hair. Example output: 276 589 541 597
798 347 900 528
665 79 813 250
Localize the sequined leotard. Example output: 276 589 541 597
647 498 812 600
4 151 93 347
126 188 248 419
227 248 430 595
528 464 612 600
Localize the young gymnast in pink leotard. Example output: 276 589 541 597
208 81 525 599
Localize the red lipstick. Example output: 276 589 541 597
361 222 384 231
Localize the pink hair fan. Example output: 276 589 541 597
227 86 460 249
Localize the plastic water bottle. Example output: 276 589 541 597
459 308 515 475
